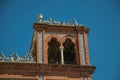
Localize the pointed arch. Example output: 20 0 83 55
48 37 61 64
44 34 62 64
61 35 76 45
45 34 61 43
63 38 76 64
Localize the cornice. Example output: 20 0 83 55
33 23 89 34
0 62 96 77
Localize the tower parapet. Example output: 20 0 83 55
38 14 85 27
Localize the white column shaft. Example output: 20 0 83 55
60 45 64 64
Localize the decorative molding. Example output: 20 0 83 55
33 23 89 34
0 62 96 77
45 32 77 41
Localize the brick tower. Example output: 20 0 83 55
0 14 96 80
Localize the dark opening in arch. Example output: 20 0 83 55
63 38 76 64
48 38 61 64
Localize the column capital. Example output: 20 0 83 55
60 45 64 49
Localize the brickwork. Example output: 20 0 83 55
33 23 90 65
0 74 38 80
0 62 95 79
33 23 95 80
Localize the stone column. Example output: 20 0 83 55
60 45 64 64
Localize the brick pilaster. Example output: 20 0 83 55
83 32 90 65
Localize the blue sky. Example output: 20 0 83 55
0 0 120 80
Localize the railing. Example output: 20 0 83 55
0 52 35 63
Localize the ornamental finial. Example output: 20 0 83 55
38 14 43 22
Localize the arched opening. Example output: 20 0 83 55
63 38 76 64
48 38 61 64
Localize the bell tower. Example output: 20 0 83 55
30 14 96 80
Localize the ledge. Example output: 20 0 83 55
33 23 89 34
0 62 96 77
